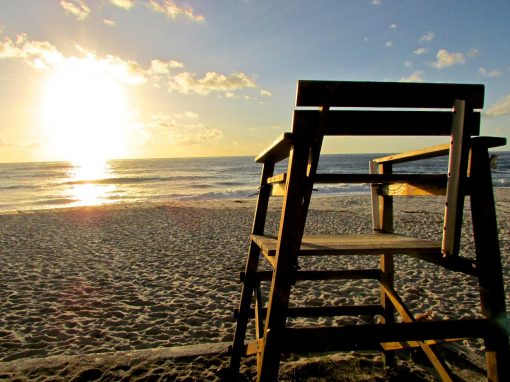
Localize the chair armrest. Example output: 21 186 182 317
470 136 506 149
373 136 506 166
372 144 450 165
255 133 293 163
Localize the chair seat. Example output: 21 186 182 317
252 233 441 258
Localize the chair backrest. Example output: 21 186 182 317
292 80 485 257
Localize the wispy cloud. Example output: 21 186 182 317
147 0 205 22
103 19 116 26
400 71 424 83
166 71 257 96
372 0 382 5
385 41 393 48
390 23 397 29
430 49 466 69
150 59 184 74
150 112 221 145
60 0 205 23
413 48 428 55
59 0 90 20
485 94 510 117
419 32 434 42
479 67 502 78
109 0 135 10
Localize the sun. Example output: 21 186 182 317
40 58 130 166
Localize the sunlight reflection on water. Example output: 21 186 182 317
68 160 116 207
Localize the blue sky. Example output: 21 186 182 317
0 0 509 163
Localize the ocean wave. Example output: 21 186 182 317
0 184 34 191
63 174 215 186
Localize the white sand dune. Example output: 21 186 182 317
1 190 509 380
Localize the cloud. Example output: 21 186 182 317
467 48 479 58
150 113 221 145
59 0 205 23
413 48 428 55
150 59 184 75
0 34 146 85
372 0 382 5
400 71 424 83
430 49 465 69
103 19 116 26
109 0 135 9
479 67 502 78
404 61 412 68
0 34 64 69
175 111 199 119
385 41 393 48
0 32 265 98
419 32 434 42
390 23 397 29
147 0 205 22
59 0 91 20
167 71 257 95
485 94 510 117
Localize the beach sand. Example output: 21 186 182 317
1 190 509 381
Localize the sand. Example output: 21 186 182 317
0 190 509 381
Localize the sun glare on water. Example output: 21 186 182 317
69 160 117 207
40 58 131 206
40 58 130 166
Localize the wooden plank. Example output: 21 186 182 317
372 158 396 367
470 136 506 148
267 173 286 184
314 173 447 185
370 161 382 232
469 141 510 381
248 304 384 319
381 338 464 351
252 233 441 257
442 100 468 257
295 80 484 109
254 269 381 282
229 162 275 376
278 319 499 353
244 339 263 356
255 132 293 163
293 110 481 136
373 144 450 164
378 183 446 196
258 125 316 381
270 183 285 197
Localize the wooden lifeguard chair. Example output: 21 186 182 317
228 81 509 381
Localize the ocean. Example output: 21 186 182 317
1 152 509 213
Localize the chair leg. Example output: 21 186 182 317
380 253 395 367
258 268 294 382
228 243 261 378
470 144 510 382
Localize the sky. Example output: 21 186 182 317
1 0 510 164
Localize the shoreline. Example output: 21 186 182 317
1 190 509 380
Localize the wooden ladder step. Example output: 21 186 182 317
245 304 384 319
240 269 381 282
252 233 441 259
276 319 497 353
